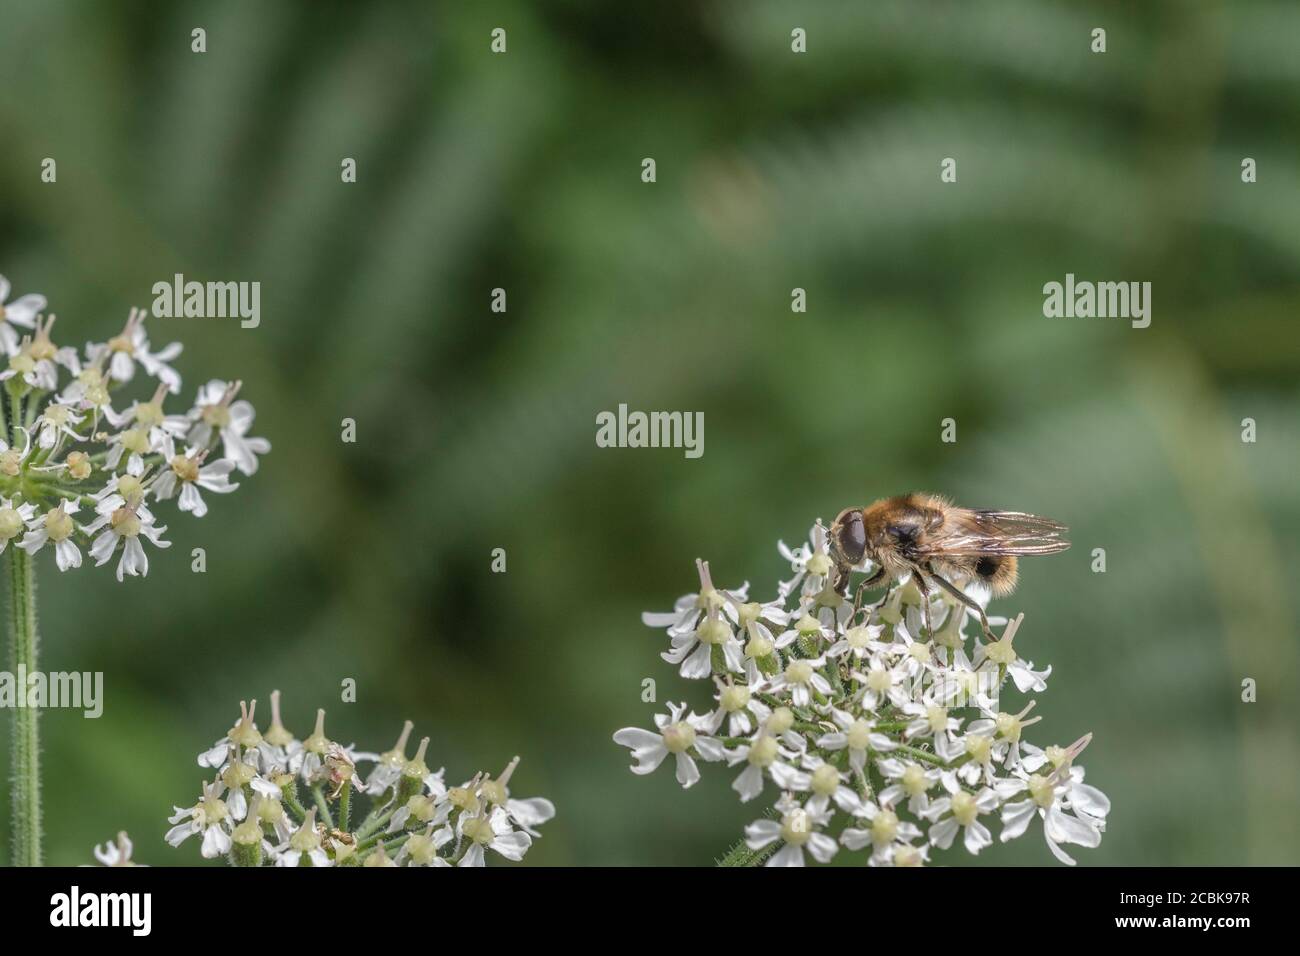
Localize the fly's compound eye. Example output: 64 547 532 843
836 511 866 564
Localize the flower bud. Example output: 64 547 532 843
719 684 750 713
846 718 873 751
810 763 840 796
45 506 75 542
65 451 91 480
303 709 330 755
662 722 696 754
462 814 496 847
396 736 430 803
263 690 295 747
404 828 439 866
696 617 730 646
747 736 779 768
0 507 23 540
228 700 262 748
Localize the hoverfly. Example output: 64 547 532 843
828 492 1069 637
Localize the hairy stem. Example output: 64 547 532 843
338 781 351 833
359 832 410 862
354 802 396 842
281 781 308 823
890 741 947 767
716 834 777 867
7 548 41 866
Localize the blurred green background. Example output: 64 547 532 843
1 0 1297 866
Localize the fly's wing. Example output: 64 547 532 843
917 509 1070 558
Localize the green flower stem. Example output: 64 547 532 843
8 383 24 437
824 661 845 697
354 821 402 853
716 830 778 867
27 443 51 468
872 720 910 733
311 785 334 829
38 490 97 508
6 380 41 867
890 741 948 767
338 781 351 832
7 547 41 866
281 781 309 823
23 390 44 429
10 478 95 504
354 804 395 842
357 833 410 864
450 838 471 865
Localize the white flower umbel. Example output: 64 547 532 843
187 379 271 475
457 807 533 867
274 808 332 868
33 401 87 451
85 307 183 393
840 800 926 867
706 676 771 738
617 519 1110 866
612 701 724 788
922 783 1000 855
777 522 835 600
150 436 239 517
1 276 272 869
165 778 234 859
159 692 554 867
478 755 556 837
83 494 170 581
17 498 83 570
996 733 1111 865
744 793 839 867
658 559 746 678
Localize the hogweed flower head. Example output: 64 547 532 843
149 692 554 867
615 520 1110 867
0 275 270 582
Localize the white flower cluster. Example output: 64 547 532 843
0 274 269 580
614 522 1110 867
162 692 555 866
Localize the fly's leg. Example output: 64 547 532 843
911 569 934 640
832 563 850 598
928 571 994 640
852 567 888 622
